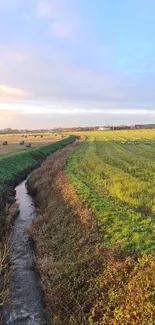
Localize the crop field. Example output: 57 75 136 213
0 132 65 155
25 129 155 325
59 129 155 324
73 128 155 141
66 130 155 254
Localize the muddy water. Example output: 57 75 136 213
4 180 47 325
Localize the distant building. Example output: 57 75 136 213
98 127 110 131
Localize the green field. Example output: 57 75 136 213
72 128 155 140
66 130 155 254
26 130 155 325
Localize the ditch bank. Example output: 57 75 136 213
26 141 99 325
0 136 76 238
0 136 76 324
0 136 76 213
26 141 155 325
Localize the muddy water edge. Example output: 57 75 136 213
3 178 48 325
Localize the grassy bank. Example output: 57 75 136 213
0 136 75 213
27 136 155 325
0 136 76 319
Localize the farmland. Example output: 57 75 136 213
27 129 155 325
0 132 65 155
66 131 155 253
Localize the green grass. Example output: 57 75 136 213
65 134 155 254
26 134 155 325
0 136 76 211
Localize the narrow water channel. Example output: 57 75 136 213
4 180 47 325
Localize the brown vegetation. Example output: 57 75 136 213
0 242 10 324
0 202 19 324
27 142 155 325
57 172 92 224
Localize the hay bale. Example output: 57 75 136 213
2 141 8 145
25 143 31 148
19 140 25 145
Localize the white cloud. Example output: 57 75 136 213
51 21 72 38
0 45 26 63
2 100 155 117
36 0 79 38
1 42 155 107
0 0 26 8
0 85 30 100
37 1 53 19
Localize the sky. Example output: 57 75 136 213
1 0 155 128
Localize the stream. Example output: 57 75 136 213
4 179 47 325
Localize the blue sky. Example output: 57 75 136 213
1 0 155 128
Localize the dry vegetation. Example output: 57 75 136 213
27 135 155 325
0 202 19 324
0 132 66 155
